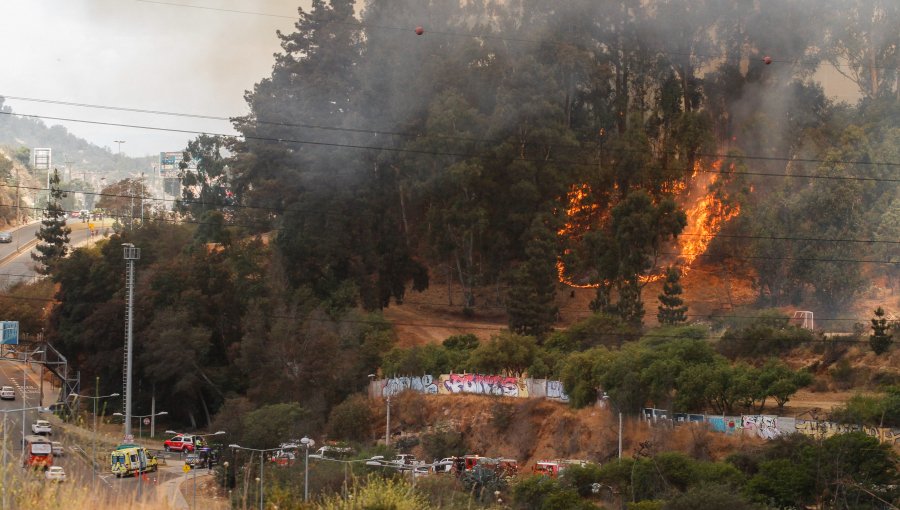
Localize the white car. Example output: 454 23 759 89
45 466 66 482
0 386 14 400
51 441 64 456
32 420 52 435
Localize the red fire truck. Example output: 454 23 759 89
23 435 53 470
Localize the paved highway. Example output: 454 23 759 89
0 357 180 503
0 220 103 289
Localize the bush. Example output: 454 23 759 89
326 394 373 442
511 476 589 510
491 402 516 432
664 485 757 510
718 324 813 359
421 430 467 462
316 475 427 510
829 359 856 389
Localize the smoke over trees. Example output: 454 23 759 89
221 0 899 317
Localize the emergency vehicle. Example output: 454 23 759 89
110 444 159 477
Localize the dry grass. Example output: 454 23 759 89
385 393 758 469
0 462 170 510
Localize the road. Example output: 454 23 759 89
0 220 103 289
0 358 181 504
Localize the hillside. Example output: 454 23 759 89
0 97 156 178
379 392 762 468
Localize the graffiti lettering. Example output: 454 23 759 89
441 374 525 397
545 380 569 402
382 375 438 397
741 415 781 439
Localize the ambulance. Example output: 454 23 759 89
110 444 159 477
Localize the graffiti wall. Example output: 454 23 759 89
741 415 781 439
795 420 900 444
372 374 570 401
642 408 900 445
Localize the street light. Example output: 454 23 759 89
113 411 168 440
299 436 315 502
70 380 119 486
229 443 289 510
18 349 43 451
601 393 623 460
369 373 391 446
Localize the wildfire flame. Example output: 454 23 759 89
676 159 741 270
556 159 740 287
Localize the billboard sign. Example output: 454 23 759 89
33 148 51 170
159 151 184 176
1 321 19 345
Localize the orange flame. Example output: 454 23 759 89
676 160 741 271
556 159 740 287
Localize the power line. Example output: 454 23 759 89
6 186 900 250
3 111 900 182
3 96 900 170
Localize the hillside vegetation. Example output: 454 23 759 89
5 0 900 508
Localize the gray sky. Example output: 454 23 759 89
0 0 309 157
0 1 860 159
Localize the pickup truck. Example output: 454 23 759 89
31 420 52 435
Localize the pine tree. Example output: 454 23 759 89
506 217 559 338
869 306 893 355
657 266 688 325
32 169 71 275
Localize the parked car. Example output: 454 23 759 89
164 435 198 452
45 466 66 482
0 386 15 400
0 232 11 243
31 420 52 435
51 442 64 456
309 445 354 459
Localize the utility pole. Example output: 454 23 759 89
14 165 19 224
122 243 140 441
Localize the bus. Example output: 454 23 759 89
23 435 53 470
110 444 158 477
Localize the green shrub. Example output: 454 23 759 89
326 394 373 443
421 430 467 462
316 475 427 510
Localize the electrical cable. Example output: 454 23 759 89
3 97 900 170
2 111 900 182
5 196 900 254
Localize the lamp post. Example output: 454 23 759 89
229 443 286 510
300 436 315 502
601 393 623 460
19 348 44 450
113 411 168 440
369 373 391 446
70 379 119 486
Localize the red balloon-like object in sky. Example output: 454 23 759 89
415 26 424 35
763 56 772 65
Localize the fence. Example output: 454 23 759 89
368 374 569 403
643 408 900 445
367 376 898 445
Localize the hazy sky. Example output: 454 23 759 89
0 0 309 157
0 1 860 159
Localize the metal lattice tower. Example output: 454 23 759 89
123 243 140 440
